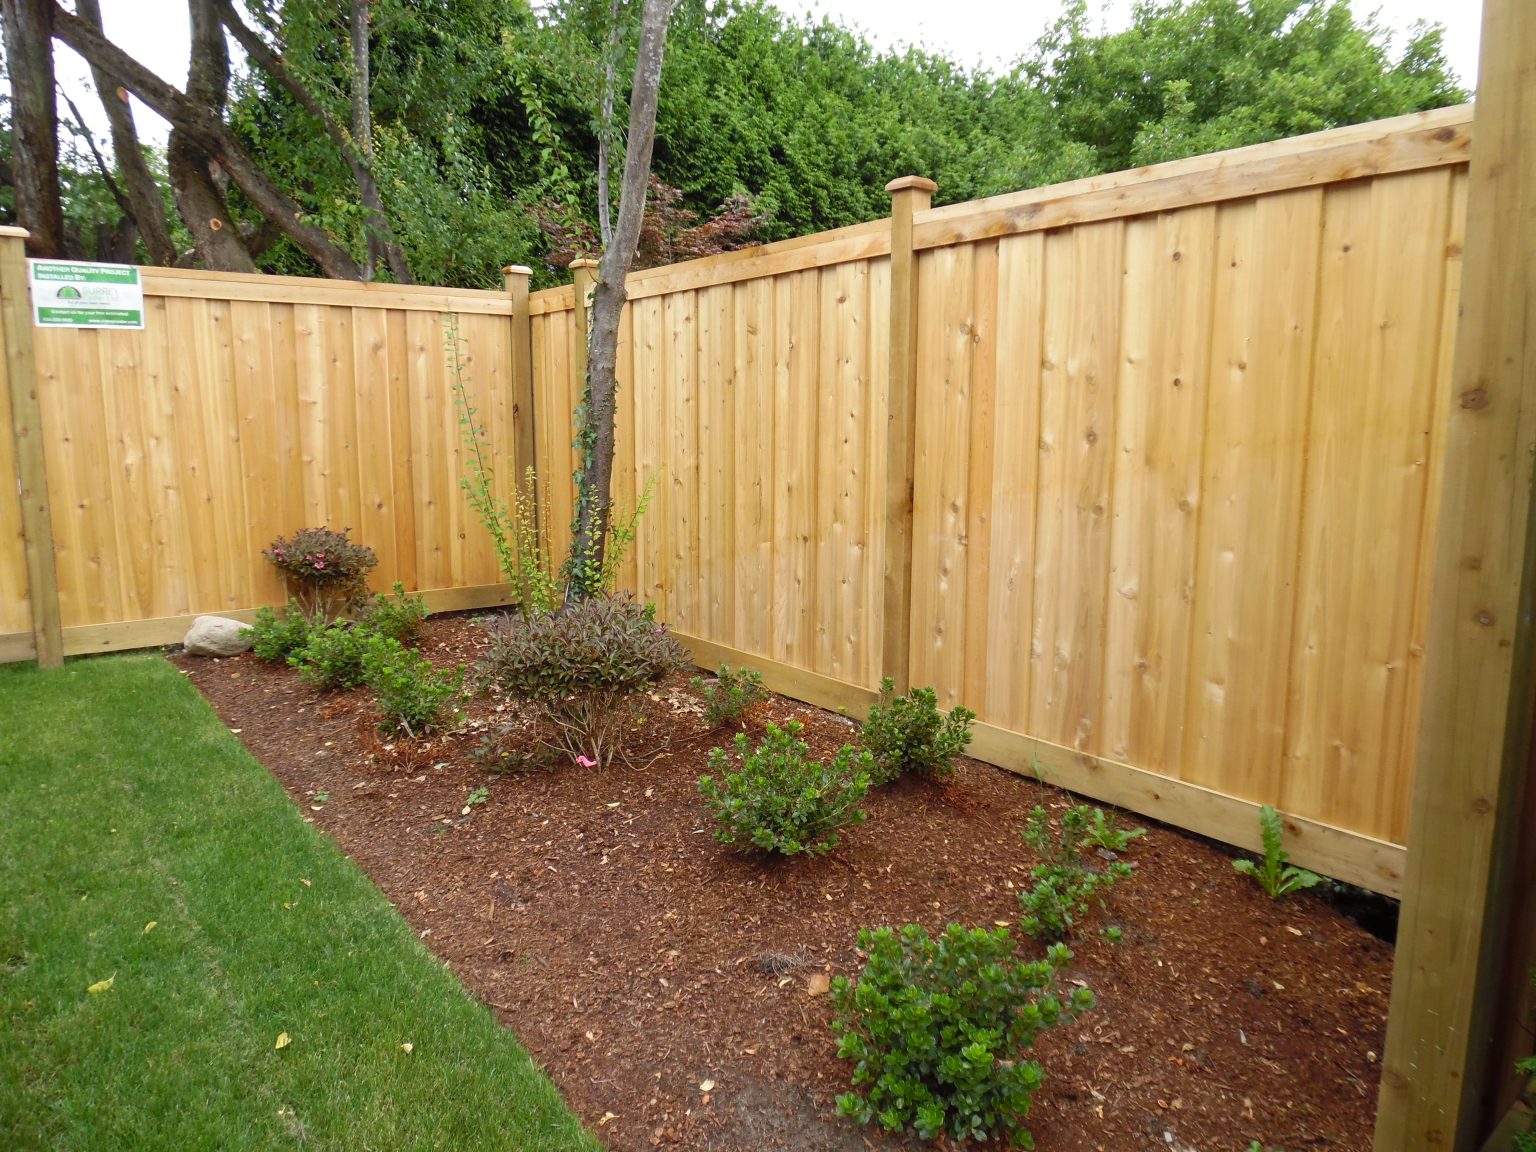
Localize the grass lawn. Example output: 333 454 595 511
0 653 597 1151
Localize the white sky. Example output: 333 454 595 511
54 0 1482 150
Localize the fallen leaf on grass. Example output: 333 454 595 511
86 974 115 994
275 1032 291 1050
400 1042 413 1054
299 879 311 887
142 921 157 935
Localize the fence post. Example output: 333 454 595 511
880 176 936 694
502 264 537 504
1373 0 1536 1146
0 227 62 666
0 226 63 668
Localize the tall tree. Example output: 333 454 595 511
1 0 65 255
568 0 676 598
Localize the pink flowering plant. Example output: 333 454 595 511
263 527 378 620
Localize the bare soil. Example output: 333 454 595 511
172 611 1393 1152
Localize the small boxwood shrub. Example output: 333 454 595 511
263 526 378 619
359 581 430 646
288 621 373 691
359 633 461 736
698 721 871 856
249 599 317 663
692 663 766 728
831 923 1092 1147
861 677 975 785
476 595 690 767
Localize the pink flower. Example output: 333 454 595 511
576 754 598 768
314 561 326 570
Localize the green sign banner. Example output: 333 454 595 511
28 260 145 329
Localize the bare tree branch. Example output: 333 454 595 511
75 0 175 264
58 87 131 218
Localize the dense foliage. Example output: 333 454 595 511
861 678 974 785
698 721 871 855
8 0 1465 284
831 924 1093 1147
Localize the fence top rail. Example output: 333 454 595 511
528 217 892 314
914 103 1473 250
139 266 516 315
530 283 576 316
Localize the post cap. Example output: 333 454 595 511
567 257 601 271
0 226 32 239
885 176 938 195
501 264 533 277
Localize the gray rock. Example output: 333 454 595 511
183 615 255 657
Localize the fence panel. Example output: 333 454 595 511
8 270 528 651
536 253 891 686
906 164 1469 849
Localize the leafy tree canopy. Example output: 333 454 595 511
4 0 1467 286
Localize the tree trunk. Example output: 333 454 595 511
1 0 66 256
351 0 381 280
595 0 624 247
75 0 175 265
169 0 254 271
48 0 364 280
569 0 676 600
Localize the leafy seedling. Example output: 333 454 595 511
1079 808 1146 854
1232 806 1321 899
462 786 489 816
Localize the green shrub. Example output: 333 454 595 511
698 721 871 856
831 923 1092 1147
359 633 462 736
249 599 318 663
263 526 378 619
1019 805 1131 940
1232 805 1322 899
360 581 430 645
288 621 373 691
476 595 690 767
861 678 975 785
692 663 766 728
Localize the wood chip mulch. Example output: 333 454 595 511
172 611 1393 1152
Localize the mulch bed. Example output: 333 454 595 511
171 611 1393 1152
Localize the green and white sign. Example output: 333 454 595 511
28 260 144 329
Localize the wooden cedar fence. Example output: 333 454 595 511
530 104 1475 897
0 261 539 660
0 104 1472 897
